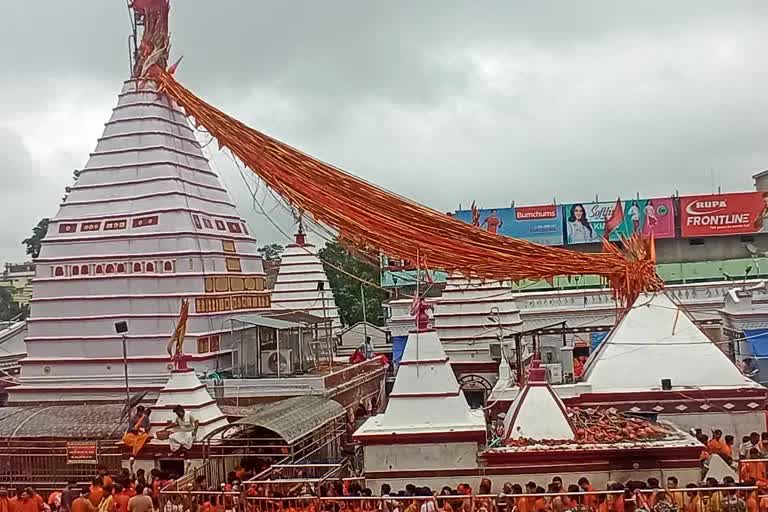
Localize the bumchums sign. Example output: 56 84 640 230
680 192 767 237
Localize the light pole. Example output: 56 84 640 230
114 321 130 404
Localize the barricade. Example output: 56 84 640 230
158 486 763 512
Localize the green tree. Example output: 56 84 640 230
0 288 26 322
22 218 50 259
318 240 387 326
258 243 285 262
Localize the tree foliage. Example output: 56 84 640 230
23 218 50 259
258 243 285 262
0 288 27 322
318 240 387 327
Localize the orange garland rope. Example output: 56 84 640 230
148 67 663 306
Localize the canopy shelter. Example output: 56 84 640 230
225 314 323 378
195 396 347 486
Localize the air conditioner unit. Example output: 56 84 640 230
543 363 563 384
261 350 293 376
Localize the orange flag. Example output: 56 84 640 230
603 198 624 239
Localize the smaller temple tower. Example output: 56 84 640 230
432 274 523 397
271 228 342 332
503 358 575 441
354 300 486 489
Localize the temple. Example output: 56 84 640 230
9 79 272 403
490 291 768 439
354 317 486 489
502 359 575 440
432 274 523 403
270 229 342 332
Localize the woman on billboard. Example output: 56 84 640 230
567 204 597 243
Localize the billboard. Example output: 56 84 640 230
563 198 675 244
680 192 767 237
453 204 564 246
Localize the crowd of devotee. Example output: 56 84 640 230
10 470 768 512
9 426 768 512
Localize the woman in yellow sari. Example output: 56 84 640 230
122 406 152 457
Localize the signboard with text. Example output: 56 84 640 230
562 197 675 244
453 205 564 246
66 441 99 465
679 192 767 237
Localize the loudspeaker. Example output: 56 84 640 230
661 378 672 390
316 281 325 291
114 321 129 334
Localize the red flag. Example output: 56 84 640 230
603 198 624 239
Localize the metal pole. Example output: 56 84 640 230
514 333 523 387
322 288 331 370
121 334 130 403
361 284 370 357
276 327 281 379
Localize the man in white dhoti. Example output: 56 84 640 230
166 405 198 453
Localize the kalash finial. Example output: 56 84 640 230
409 296 433 332
295 212 306 246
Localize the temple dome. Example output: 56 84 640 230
503 359 575 441
583 291 757 392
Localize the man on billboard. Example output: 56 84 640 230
482 209 503 234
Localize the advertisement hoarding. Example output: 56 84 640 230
563 197 675 245
453 205 564 246
679 192 767 238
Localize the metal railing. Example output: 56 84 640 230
157 487 764 512
0 440 121 486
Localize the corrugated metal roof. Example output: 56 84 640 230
0 404 124 439
227 396 344 444
228 314 303 330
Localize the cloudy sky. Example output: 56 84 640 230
2 1 768 261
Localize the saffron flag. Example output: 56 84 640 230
603 198 624 239
166 299 190 358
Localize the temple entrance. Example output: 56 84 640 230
458 374 493 408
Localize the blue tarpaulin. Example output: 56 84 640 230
392 335 408 367
591 331 608 351
745 329 768 357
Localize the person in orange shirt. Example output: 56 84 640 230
685 484 702 512
578 478 597 511
723 435 735 461
708 430 728 457
742 448 768 484
97 467 113 488
532 487 548 512
666 477 684 511
12 489 41 512
646 478 662 509
0 489 11 512
746 490 759 512
507 484 530 512
113 484 130 512
88 479 105 508
72 488 96 512
523 481 537 512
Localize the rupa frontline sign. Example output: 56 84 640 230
680 192 768 237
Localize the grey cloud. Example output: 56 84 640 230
2 1 768 257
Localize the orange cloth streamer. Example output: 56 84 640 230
148 67 663 306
